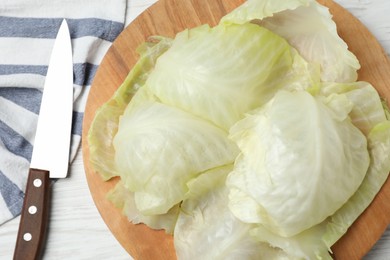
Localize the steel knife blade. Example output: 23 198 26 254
13 19 73 260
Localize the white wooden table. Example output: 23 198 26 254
1 0 389 259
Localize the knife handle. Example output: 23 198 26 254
13 168 51 260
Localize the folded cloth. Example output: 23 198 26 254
0 0 126 225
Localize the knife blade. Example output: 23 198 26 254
13 19 73 260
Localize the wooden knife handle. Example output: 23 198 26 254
13 168 51 260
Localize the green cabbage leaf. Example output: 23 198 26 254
174 165 290 260
146 22 318 130
88 37 172 180
222 0 360 83
107 180 179 234
114 100 238 215
227 90 370 237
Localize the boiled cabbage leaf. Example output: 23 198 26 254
107 180 179 234
227 90 370 237
174 165 290 260
250 223 332 259
114 101 239 215
320 81 387 135
146 22 318 130
323 121 390 247
221 0 311 24
222 0 360 83
88 37 172 180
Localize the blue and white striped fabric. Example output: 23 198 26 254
0 0 126 225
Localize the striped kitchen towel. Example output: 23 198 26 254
0 0 126 225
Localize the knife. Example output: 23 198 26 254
13 19 73 260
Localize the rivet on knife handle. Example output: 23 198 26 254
13 168 51 260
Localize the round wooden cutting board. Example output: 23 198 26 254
82 0 390 259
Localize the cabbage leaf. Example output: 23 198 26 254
323 120 390 247
114 101 239 215
174 165 290 260
108 180 179 234
222 0 360 83
320 81 387 135
250 223 331 259
146 23 318 130
227 90 370 237
88 37 172 180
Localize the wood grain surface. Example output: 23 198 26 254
81 0 390 259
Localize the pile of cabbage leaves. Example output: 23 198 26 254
88 0 390 259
